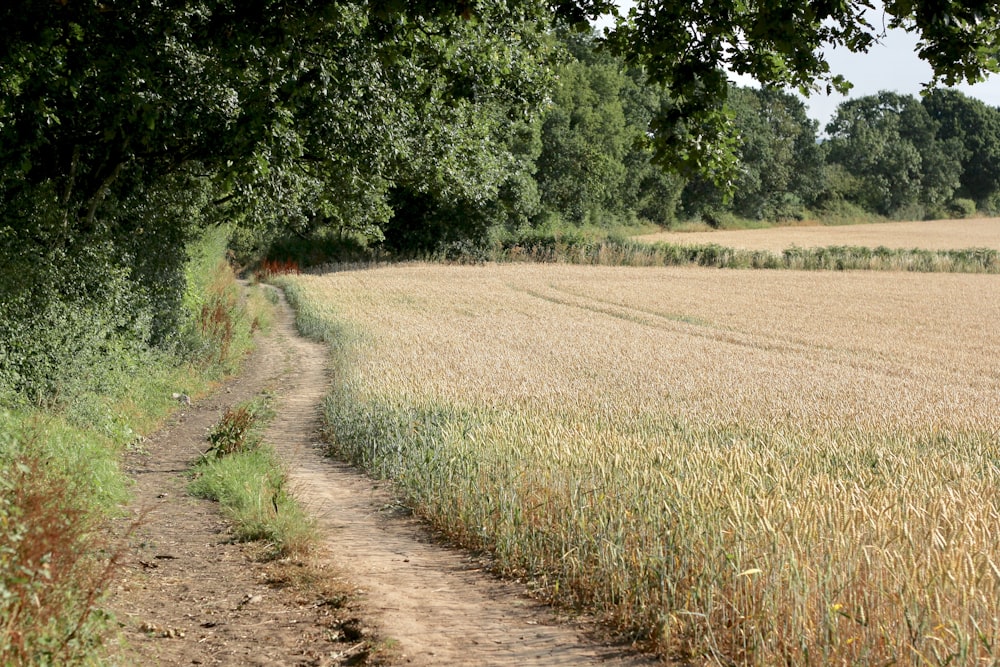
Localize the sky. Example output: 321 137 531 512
593 4 1000 130
795 25 1000 129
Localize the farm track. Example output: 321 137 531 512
106 284 655 666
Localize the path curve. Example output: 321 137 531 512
263 288 655 666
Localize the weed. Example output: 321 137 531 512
0 456 121 665
191 395 314 559
205 405 257 457
494 233 1000 273
203 395 274 459
255 258 301 281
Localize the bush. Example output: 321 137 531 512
0 238 152 405
948 198 977 218
978 192 1000 215
815 199 881 225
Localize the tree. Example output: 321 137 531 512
3 0 998 241
531 29 687 228
824 92 962 217
535 32 633 224
923 88 1000 210
603 0 1000 182
680 86 822 222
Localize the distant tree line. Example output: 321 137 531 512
493 31 1000 237
378 30 1000 255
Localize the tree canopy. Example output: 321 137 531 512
605 0 1000 180
3 0 998 217
824 91 963 216
923 88 1000 208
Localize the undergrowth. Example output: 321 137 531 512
0 453 119 665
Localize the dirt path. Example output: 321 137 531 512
106 293 368 666
107 286 657 666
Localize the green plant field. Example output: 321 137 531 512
279 263 1000 665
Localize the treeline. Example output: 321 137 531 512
395 30 1000 250
270 29 1000 264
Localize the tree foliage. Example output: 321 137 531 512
605 0 1000 182
0 0 557 400
824 91 963 217
922 88 1000 209
536 33 633 223
681 86 822 222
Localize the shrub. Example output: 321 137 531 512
948 198 977 218
0 239 151 405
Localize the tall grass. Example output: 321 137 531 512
496 234 1000 273
0 421 125 665
189 395 315 559
279 265 1000 665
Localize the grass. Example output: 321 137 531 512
0 437 121 665
495 234 1000 273
278 263 1000 665
189 394 316 559
0 226 269 665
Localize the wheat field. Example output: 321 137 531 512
635 217 1000 252
281 264 1000 665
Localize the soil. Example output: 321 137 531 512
105 286 659 666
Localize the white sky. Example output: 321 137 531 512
593 4 1000 130
799 26 1000 129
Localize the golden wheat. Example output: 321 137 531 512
635 217 1000 252
284 263 1000 665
